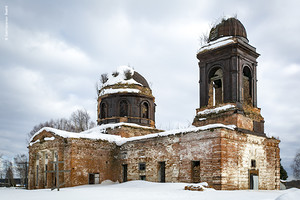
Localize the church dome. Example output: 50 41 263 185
208 18 247 42
132 71 149 88
99 65 150 92
97 65 156 128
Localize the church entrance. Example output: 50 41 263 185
249 170 259 190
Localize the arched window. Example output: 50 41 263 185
100 102 107 119
208 68 223 106
119 100 128 117
141 102 149 119
243 66 252 104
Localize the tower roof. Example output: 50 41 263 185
208 18 248 42
99 65 152 97
132 71 149 88
101 65 150 88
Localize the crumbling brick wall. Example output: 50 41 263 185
29 127 280 190
119 129 226 188
219 130 280 190
119 128 280 190
28 131 120 189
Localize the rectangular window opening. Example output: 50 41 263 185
139 163 146 171
251 159 256 168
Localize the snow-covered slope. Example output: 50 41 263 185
0 181 299 200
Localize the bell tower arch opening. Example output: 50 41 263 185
243 66 252 105
208 68 223 107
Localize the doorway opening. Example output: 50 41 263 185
158 161 166 183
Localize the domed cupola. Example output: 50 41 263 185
97 65 156 127
208 17 248 42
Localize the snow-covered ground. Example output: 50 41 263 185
0 181 299 200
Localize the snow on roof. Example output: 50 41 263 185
124 124 236 145
101 65 142 87
29 123 236 146
197 104 236 116
198 36 235 53
99 88 140 96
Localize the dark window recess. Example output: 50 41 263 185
251 159 256 168
122 164 128 182
140 175 146 181
120 100 128 117
139 163 146 171
89 174 95 184
192 161 200 183
243 66 252 100
141 102 149 118
36 165 39 186
45 164 48 186
158 161 166 183
100 103 107 119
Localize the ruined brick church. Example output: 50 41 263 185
28 18 280 190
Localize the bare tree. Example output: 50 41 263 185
55 118 74 132
291 149 300 179
70 109 94 132
27 109 96 142
14 154 28 186
4 160 15 187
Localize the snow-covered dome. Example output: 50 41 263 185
97 65 156 128
98 66 152 97
101 65 149 88
208 18 248 42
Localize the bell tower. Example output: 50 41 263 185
193 18 265 136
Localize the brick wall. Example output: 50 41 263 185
28 127 279 190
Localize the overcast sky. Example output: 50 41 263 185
0 0 299 179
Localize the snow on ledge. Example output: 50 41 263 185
198 36 235 53
44 136 55 141
99 88 140 96
29 123 236 147
29 139 40 146
197 104 236 116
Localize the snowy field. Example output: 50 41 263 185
0 181 299 200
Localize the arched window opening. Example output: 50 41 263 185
209 68 223 106
141 102 149 119
243 67 252 105
100 103 107 119
120 100 128 117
